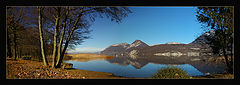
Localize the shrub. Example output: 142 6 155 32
152 67 190 79
21 56 32 60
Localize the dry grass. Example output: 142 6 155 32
67 53 112 58
65 53 114 62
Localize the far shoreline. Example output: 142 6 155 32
64 53 114 62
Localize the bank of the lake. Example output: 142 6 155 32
6 58 233 79
6 58 133 79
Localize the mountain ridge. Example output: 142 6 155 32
101 31 214 57
101 40 148 56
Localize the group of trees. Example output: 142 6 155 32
196 7 234 73
7 6 132 68
7 7 55 61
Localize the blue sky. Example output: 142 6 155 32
68 7 203 53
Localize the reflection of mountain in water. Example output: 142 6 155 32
107 56 148 69
106 55 227 74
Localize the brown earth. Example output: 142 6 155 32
6 58 135 79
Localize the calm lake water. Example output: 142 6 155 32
64 56 204 78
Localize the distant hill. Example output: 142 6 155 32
126 40 149 52
190 30 215 45
101 40 149 56
138 44 211 57
101 31 214 58
100 43 130 56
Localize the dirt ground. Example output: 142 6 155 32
6 58 133 79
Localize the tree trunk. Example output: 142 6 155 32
222 32 232 73
17 46 19 58
222 47 230 67
55 14 82 68
56 8 69 68
38 44 42 62
7 30 12 58
55 28 75 68
52 7 61 68
229 37 233 73
19 48 22 58
13 27 17 60
38 7 48 66
230 37 233 66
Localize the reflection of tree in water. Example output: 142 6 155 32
107 55 149 69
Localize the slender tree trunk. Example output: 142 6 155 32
38 44 42 62
230 37 233 66
222 47 230 68
17 46 19 58
55 8 87 68
222 32 232 73
219 28 232 73
13 27 17 60
19 48 22 58
56 13 82 68
55 27 75 68
56 8 69 67
229 37 233 74
7 30 12 58
52 7 61 68
38 7 48 66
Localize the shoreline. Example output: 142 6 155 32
6 58 233 79
6 59 140 79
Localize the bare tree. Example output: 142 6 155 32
28 6 132 68
51 7 61 68
55 7 132 68
7 7 25 60
38 7 48 66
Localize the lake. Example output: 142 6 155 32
64 56 207 78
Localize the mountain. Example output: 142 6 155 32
126 40 149 51
190 30 215 45
111 43 130 48
101 31 215 58
100 43 130 56
137 44 211 57
100 40 149 56
137 31 215 57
